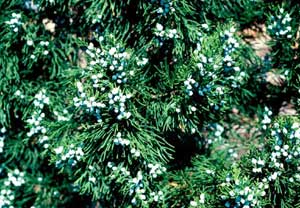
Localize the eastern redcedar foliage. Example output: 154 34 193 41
0 0 299 207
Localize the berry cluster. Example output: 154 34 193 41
267 8 293 39
54 144 84 167
108 88 132 120
5 13 22 32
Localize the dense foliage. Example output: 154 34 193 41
0 0 300 207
